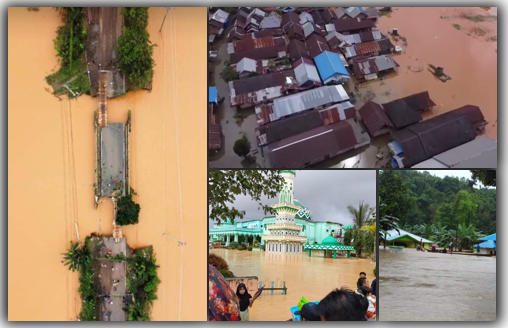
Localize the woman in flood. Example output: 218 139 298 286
236 283 254 321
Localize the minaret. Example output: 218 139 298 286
263 171 307 254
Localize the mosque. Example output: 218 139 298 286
209 171 353 253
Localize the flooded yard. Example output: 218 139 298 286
379 248 496 321
8 7 207 321
210 249 375 321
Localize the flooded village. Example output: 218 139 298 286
8 7 207 321
208 7 497 168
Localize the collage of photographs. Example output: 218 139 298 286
7 5 497 323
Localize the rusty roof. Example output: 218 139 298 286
230 44 287 64
305 33 330 58
358 101 393 137
233 36 276 52
288 39 310 59
354 41 381 55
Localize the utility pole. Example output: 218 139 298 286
159 7 170 32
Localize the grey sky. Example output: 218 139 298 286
210 170 376 227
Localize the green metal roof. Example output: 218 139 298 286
322 235 340 245
294 199 312 220
280 170 296 176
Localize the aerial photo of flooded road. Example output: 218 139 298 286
8 7 207 321
209 7 497 169
379 248 496 321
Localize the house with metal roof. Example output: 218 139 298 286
299 12 314 25
352 54 398 80
260 11 282 29
314 51 350 84
235 57 257 78
270 84 349 121
473 234 496 255
334 17 376 33
412 137 497 168
384 228 433 248
293 57 321 87
358 101 394 137
305 34 330 58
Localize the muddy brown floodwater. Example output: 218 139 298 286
379 248 496 321
8 7 207 321
210 249 375 321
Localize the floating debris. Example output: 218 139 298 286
428 64 452 82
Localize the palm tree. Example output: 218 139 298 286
347 201 374 228
379 200 400 248
361 222 376 262
62 241 91 272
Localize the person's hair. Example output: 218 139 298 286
359 272 366 276
299 303 321 321
318 288 367 321
358 277 367 287
361 286 372 297
358 294 369 313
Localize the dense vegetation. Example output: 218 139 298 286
125 247 160 321
116 189 141 226
46 7 91 98
117 8 156 90
62 240 97 321
233 135 251 158
209 253 234 277
208 170 285 224
379 170 496 248
220 60 240 82
342 202 376 259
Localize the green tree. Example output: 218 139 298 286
379 200 400 248
116 193 141 226
208 170 286 223
62 241 91 272
233 135 251 158
347 201 374 228
470 170 496 187
379 171 412 226
220 60 240 82
117 7 156 90
343 228 353 246
361 222 376 261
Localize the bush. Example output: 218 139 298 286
240 242 248 249
247 246 253 251
116 191 141 226
253 240 261 248
209 253 229 271
233 135 251 158
237 246 244 251
220 60 239 82
117 7 156 90
229 241 239 249
261 245 265 251
220 269 235 278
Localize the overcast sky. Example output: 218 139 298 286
416 170 472 180
210 170 376 227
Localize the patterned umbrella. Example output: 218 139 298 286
208 264 241 321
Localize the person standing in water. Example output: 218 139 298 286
236 283 254 321
449 241 453 253
420 239 423 249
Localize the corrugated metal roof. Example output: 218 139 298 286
299 12 314 24
413 137 497 168
475 240 496 248
232 36 276 53
354 41 381 55
358 101 393 137
334 17 375 33
385 229 433 244
260 12 282 29
211 9 229 23
272 85 349 121
294 61 321 86
314 51 350 81
343 46 357 58
480 234 496 241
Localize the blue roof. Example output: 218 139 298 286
209 87 218 103
314 51 350 82
480 233 496 241
475 240 496 248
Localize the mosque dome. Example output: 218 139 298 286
321 235 340 245
294 199 312 220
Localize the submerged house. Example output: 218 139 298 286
383 229 433 248
314 50 350 84
388 105 485 168
412 136 497 168
358 101 394 137
383 91 436 113
473 234 496 255
352 55 398 80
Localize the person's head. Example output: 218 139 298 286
361 286 372 297
236 283 247 297
358 277 368 287
358 294 369 314
297 303 321 321
359 272 366 278
318 288 367 321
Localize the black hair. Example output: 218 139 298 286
358 294 369 314
361 286 372 297
318 288 367 321
299 303 321 321
359 272 366 276
358 277 367 287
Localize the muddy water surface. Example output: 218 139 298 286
379 248 496 321
8 7 207 321
211 249 375 321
